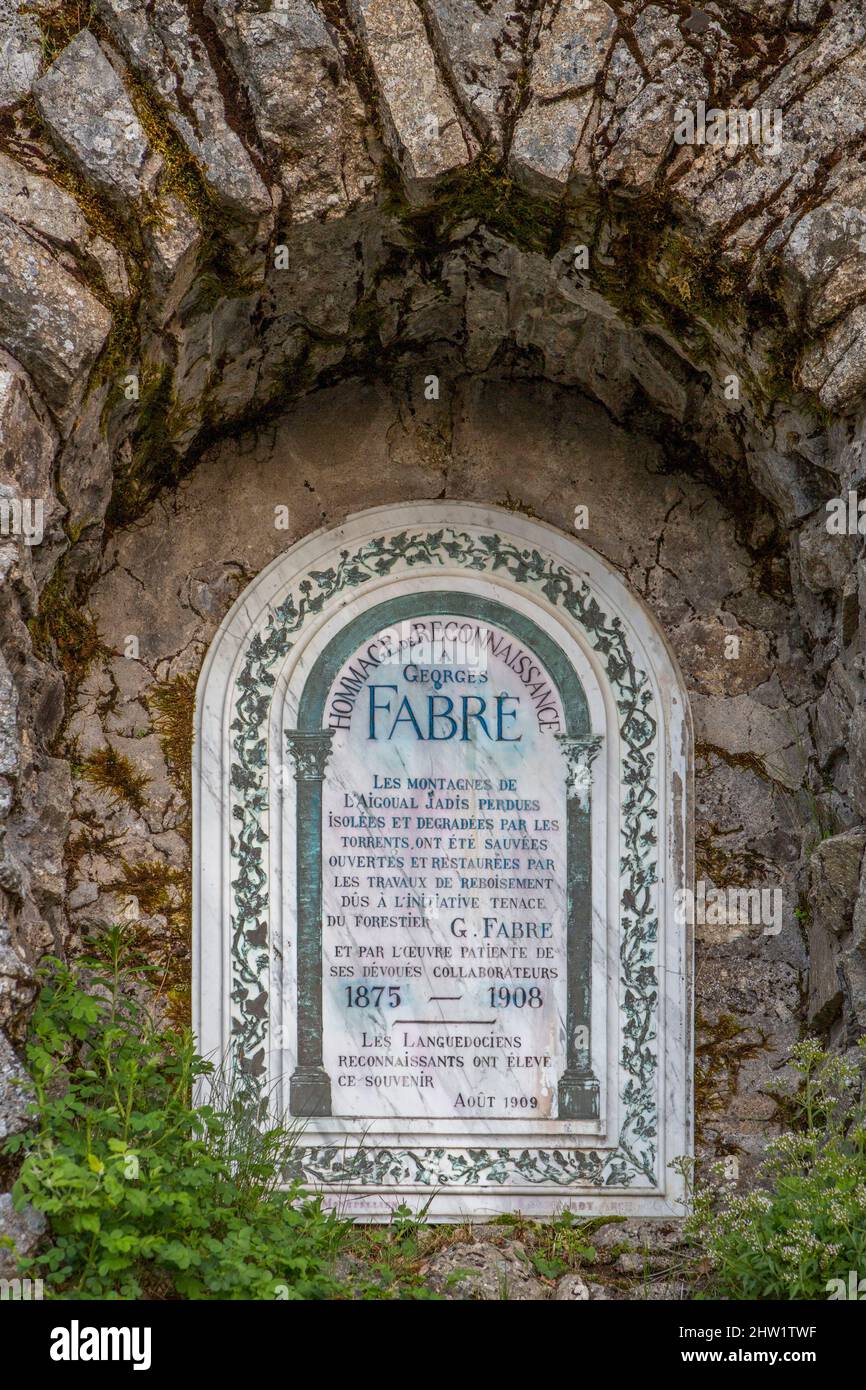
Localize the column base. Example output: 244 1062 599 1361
558 1070 600 1120
290 1067 332 1117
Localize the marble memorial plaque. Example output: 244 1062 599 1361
194 502 692 1219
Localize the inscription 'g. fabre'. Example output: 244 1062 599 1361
194 502 692 1219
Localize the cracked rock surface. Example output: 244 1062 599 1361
0 0 865 1197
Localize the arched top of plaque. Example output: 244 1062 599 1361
296 591 592 733
194 502 692 1220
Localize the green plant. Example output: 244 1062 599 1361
694 1009 768 1147
112 858 191 1024
350 1199 442 1298
147 673 197 810
29 0 96 70
383 151 563 260
3 929 371 1299
107 367 182 528
81 746 151 814
687 1038 866 1300
29 561 106 683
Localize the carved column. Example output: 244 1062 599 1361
286 729 335 1116
555 733 603 1120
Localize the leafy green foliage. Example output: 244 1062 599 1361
3 929 374 1300
342 1202 441 1299
686 1039 866 1300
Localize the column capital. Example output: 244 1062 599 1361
555 733 603 801
285 729 335 781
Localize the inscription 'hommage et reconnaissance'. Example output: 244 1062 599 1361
327 621 564 734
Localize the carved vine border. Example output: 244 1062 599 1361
229 529 659 1188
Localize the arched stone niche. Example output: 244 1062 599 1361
194 502 693 1219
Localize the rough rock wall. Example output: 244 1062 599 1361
1 0 866 1188
63 378 809 1176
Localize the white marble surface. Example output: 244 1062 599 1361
319 617 572 1122
193 502 693 1218
274 577 612 1144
